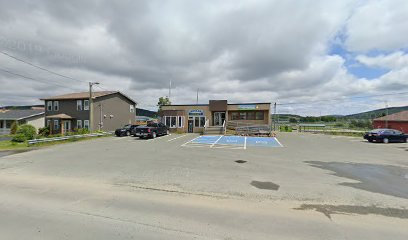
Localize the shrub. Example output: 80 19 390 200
76 128 90 134
10 121 18 134
38 126 50 137
11 133 27 142
13 124 36 142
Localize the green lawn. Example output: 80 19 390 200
0 134 112 151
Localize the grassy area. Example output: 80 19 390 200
0 141 28 151
0 134 112 151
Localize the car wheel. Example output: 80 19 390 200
383 138 389 144
152 132 156 139
368 139 373 142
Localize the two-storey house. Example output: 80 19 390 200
41 91 136 134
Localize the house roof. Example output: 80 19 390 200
41 91 136 104
374 110 408 122
0 109 44 120
46 113 74 119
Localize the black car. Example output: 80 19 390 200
363 129 407 143
133 122 169 139
115 124 139 137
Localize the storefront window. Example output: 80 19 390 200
164 116 184 128
177 116 184 128
239 112 246 120
256 111 264 120
247 112 255 120
193 116 205 127
231 112 239 120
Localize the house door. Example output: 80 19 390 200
63 121 71 133
213 112 226 126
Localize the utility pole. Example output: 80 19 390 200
385 101 389 128
168 80 172 101
273 102 277 131
196 88 199 104
89 82 99 132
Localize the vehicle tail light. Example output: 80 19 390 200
148 128 151 133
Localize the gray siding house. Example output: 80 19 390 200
41 91 136 134
0 109 45 135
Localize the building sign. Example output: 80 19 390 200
238 104 258 110
188 109 204 116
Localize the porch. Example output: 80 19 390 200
46 114 75 135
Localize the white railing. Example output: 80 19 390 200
27 132 113 145
204 119 209 130
0 129 10 135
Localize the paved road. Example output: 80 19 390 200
0 133 407 239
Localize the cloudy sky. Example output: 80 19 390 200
1 0 408 115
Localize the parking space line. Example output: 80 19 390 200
210 135 224 148
181 136 201 147
274 137 284 147
168 134 187 142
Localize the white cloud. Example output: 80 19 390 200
345 0 408 52
356 51 408 69
0 0 407 114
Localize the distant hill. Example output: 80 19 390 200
342 106 408 120
136 108 157 118
1 105 44 110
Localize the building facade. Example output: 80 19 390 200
372 110 408 133
160 100 271 133
41 91 136 134
0 109 45 135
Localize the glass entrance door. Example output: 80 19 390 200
63 121 71 133
213 112 226 126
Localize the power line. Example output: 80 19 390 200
0 67 79 90
277 91 408 106
0 50 85 83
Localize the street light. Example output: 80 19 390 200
89 82 100 132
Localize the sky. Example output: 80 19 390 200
0 0 408 116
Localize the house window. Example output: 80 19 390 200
231 112 239 120
53 101 59 111
77 120 82 129
77 100 83 111
239 112 246 120
84 100 89 110
256 111 264 120
83 120 90 130
54 120 59 130
130 105 134 113
47 101 52 111
77 100 82 111
46 120 51 127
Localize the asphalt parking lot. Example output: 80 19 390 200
0 133 407 239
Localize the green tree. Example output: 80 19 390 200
10 121 18 134
289 117 298 123
157 97 171 110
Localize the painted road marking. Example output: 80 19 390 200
167 134 187 142
181 136 201 146
210 135 224 148
182 135 282 149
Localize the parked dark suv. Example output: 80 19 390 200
115 124 139 137
363 129 407 143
